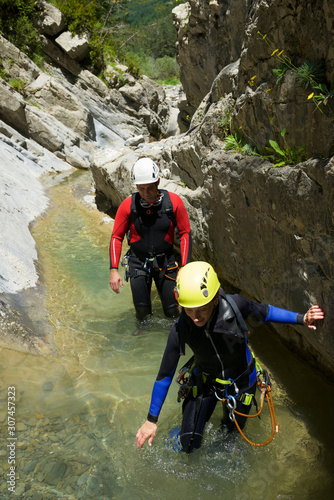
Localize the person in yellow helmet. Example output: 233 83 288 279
135 261 324 453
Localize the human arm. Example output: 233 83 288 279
109 198 131 292
170 193 192 265
136 376 174 448
231 295 324 329
135 323 181 448
265 304 324 329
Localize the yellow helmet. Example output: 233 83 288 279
175 261 220 308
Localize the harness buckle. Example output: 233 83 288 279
143 258 153 272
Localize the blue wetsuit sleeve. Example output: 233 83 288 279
265 305 304 325
147 372 176 423
146 321 181 423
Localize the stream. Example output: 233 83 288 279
0 168 333 499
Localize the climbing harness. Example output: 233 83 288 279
120 188 179 283
130 189 175 225
175 355 279 447
121 249 178 283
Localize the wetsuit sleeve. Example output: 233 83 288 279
265 305 304 325
147 322 181 423
231 295 304 325
109 197 131 269
170 193 192 265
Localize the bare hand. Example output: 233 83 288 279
109 269 123 294
303 305 324 330
136 420 157 448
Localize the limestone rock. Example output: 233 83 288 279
25 74 96 141
0 81 28 136
118 78 170 138
39 34 82 75
0 35 41 85
34 0 65 36
55 31 90 62
173 0 334 158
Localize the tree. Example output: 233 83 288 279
0 0 39 52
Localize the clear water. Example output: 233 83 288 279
0 170 333 499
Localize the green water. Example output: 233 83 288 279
0 170 333 499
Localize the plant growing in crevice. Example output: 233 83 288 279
224 132 256 156
261 129 307 167
258 31 334 118
272 58 291 85
9 79 26 94
219 106 233 138
295 60 326 89
223 106 306 166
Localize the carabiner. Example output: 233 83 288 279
226 396 236 422
226 396 236 411
214 390 224 401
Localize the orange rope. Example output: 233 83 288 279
223 382 279 447
152 263 179 281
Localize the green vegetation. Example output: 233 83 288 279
224 133 254 155
223 128 307 167
295 60 326 89
220 32 333 166
112 0 186 82
51 0 185 82
9 78 26 94
220 106 307 167
0 0 40 53
0 57 26 94
0 0 185 84
258 31 334 117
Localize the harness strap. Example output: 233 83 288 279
225 294 250 335
210 356 255 388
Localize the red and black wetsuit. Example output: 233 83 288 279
110 189 192 320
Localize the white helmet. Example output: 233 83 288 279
132 158 160 184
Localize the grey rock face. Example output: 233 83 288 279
173 0 334 158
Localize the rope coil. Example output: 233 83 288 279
223 377 279 447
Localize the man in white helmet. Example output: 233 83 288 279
109 157 192 321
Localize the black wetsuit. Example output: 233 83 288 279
146 290 305 452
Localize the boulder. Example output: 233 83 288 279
0 81 29 136
0 35 41 84
34 0 65 36
119 79 170 138
55 31 90 62
39 35 82 75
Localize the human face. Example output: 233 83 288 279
137 182 159 203
184 299 217 328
